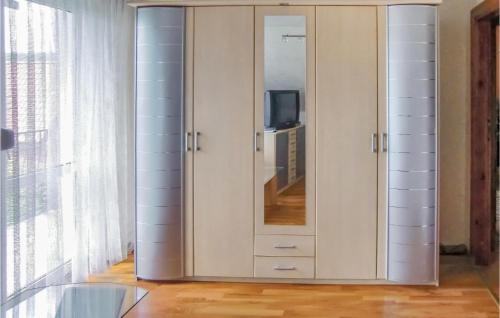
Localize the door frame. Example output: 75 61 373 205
470 0 499 266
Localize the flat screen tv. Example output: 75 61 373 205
264 90 300 130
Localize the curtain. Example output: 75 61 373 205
3 0 73 297
2 0 135 298
70 0 135 282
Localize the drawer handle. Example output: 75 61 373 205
273 265 296 271
273 244 297 249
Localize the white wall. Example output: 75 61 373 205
439 0 483 248
264 17 306 115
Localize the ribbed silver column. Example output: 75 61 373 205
387 5 438 284
135 7 185 280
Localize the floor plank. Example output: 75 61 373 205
89 255 500 317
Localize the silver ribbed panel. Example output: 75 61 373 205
135 7 185 280
387 5 438 284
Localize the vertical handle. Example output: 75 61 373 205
1 128 15 151
371 133 378 153
185 132 192 152
254 132 261 152
381 132 388 153
194 131 201 151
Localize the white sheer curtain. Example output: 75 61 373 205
70 0 135 282
3 0 74 297
2 0 135 298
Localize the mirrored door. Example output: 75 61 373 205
255 7 315 235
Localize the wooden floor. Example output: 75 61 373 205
264 178 305 225
89 255 500 318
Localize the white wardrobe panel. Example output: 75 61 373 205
387 6 436 25
387 4 438 285
389 207 435 227
136 188 182 207
389 98 436 117
136 152 181 171
389 115 436 134
136 134 181 153
388 25 436 43
137 116 182 134
389 152 436 171
135 7 185 280
137 170 182 188
136 206 182 225
389 225 435 244
389 60 435 80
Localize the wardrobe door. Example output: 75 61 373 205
387 5 438 284
135 7 184 280
193 7 254 277
316 6 378 279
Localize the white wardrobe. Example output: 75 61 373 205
133 1 440 285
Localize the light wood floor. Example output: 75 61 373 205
89 255 500 317
264 178 306 226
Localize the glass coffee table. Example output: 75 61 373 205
1 283 148 318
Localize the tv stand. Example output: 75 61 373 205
264 125 305 193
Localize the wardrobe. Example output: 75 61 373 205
133 0 440 285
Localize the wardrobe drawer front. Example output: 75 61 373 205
254 256 314 279
255 235 314 257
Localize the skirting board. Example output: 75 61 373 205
138 276 439 287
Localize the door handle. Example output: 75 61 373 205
273 244 297 249
254 132 261 152
1 128 15 151
381 132 387 153
185 132 192 152
371 133 378 153
194 131 201 151
273 265 296 271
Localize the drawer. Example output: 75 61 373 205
254 256 314 279
255 235 315 257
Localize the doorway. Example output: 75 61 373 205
470 0 499 301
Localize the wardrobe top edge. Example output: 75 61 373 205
128 0 442 8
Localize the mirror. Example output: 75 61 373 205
263 16 306 226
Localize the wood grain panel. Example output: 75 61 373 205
183 7 194 277
376 5 387 280
193 6 254 277
316 6 378 279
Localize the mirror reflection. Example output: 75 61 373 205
263 16 306 226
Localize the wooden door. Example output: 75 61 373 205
316 6 378 279
193 6 254 277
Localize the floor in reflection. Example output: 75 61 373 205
477 246 499 301
264 178 305 225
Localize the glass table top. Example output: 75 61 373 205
2 283 148 318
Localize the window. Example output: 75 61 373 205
2 0 74 298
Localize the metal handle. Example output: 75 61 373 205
371 133 378 153
381 133 387 153
185 132 192 152
273 244 297 249
194 131 201 151
273 265 297 271
1 128 15 151
254 132 261 152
